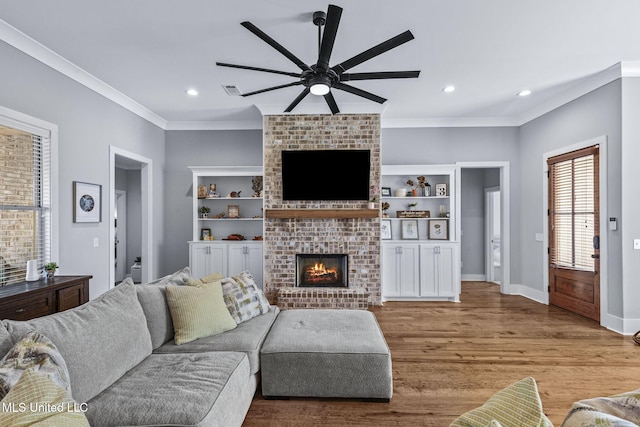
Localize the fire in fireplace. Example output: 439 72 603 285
296 254 348 288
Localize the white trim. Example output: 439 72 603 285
456 161 511 296
506 283 549 305
166 120 263 131
0 19 167 130
114 190 127 282
461 274 487 282
0 106 59 267
485 186 501 285
109 146 153 288
542 135 610 328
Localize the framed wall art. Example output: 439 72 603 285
227 204 240 218
401 219 419 240
381 219 392 240
428 219 449 240
200 228 212 240
381 187 392 197
435 183 447 196
73 181 102 223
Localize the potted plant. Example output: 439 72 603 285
44 262 58 279
199 206 210 218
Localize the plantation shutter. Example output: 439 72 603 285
0 125 51 285
547 146 598 271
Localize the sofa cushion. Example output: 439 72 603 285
0 330 70 400
3 281 153 404
136 283 175 349
86 352 254 427
146 266 192 286
0 324 14 359
449 377 553 427
166 280 237 345
154 306 279 374
0 369 89 427
222 271 271 324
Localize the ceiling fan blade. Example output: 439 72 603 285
242 81 303 97
216 62 301 78
331 30 415 74
317 4 342 71
284 88 311 112
241 21 311 72
333 82 387 104
324 91 340 114
341 70 420 81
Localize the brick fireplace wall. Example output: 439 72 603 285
263 114 381 307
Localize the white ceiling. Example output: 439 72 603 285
2 0 640 129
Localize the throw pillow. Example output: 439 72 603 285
561 388 640 426
147 266 193 286
166 280 237 345
449 377 553 427
221 270 271 324
0 368 89 427
0 331 70 400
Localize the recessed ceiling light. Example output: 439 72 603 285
517 89 532 97
186 88 199 96
443 86 456 93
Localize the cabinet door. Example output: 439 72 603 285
57 283 86 312
228 244 264 286
419 244 457 297
382 244 419 297
437 245 456 297
419 245 438 297
190 243 227 279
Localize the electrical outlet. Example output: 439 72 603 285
634 239 640 250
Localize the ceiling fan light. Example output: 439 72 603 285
310 83 330 96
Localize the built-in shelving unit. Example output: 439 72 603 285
380 165 460 302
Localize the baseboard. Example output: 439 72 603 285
504 283 549 305
601 313 640 335
461 274 486 281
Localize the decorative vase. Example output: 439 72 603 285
411 189 417 196
46 270 55 279
395 188 407 197
368 202 375 209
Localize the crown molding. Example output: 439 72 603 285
0 19 167 129
3 17 636 132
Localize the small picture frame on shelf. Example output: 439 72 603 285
227 204 240 218
435 183 447 196
200 228 212 240
381 187 392 197
401 220 419 240
428 219 449 240
381 219 392 240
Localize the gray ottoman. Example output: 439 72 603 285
260 309 393 401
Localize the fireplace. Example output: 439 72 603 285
296 254 348 288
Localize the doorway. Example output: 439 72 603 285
485 187 501 284
109 146 153 288
547 145 600 321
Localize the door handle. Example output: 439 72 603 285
591 254 600 259
593 235 600 250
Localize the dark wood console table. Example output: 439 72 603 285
0 275 91 321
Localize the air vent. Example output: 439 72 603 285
222 84 242 96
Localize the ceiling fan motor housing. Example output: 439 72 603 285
312 11 326 27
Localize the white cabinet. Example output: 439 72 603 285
382 244 420 297
228 242 263 286
419 243 458 298
189 242 227 279
189 241 264 287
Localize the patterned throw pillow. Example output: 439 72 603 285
221 271 271 324
0 368 89 426
449 377 553 427
0 331 71 400
561 388 640 426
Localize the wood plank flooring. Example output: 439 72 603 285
244 282 640 426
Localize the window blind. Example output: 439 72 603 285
0 125 51 285
547 146 598 271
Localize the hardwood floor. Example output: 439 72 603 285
244 282 640 426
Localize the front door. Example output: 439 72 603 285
547 145 600 321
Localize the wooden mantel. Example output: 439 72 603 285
264 209 379 219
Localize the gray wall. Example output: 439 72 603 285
0 41 166 298
519 80 622 317
162 130 263 275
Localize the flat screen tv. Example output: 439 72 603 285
281 149 371 201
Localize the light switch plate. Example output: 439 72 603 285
634 239 640 250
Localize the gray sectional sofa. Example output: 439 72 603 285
0 276 280 426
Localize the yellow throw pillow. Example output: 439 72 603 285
166 280 237 345
449 377 553 427
0 368 89 426
186 271 224 286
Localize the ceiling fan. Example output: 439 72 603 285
216 4 420 114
